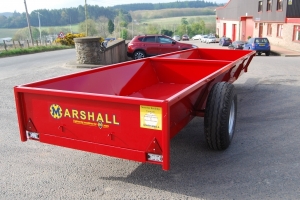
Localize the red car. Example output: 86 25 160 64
181 34 189 41
127 34 197 59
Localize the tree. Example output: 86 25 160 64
78 19 98 36
181 18 188 25
13 26 39 40
120 29 128 39
108 19 114 34
97 16 109 37
0 15 7 28
189 20 206 36
161 29 173 37
146 24 159 34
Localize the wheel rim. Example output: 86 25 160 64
228 100 235 138
134 52 144 59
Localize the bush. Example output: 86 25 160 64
55 33 86 46
55 33 105 46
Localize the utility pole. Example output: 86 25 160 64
85 0 88 36
35 12 42 42
69 16 72 33
132 20 133 39
24 0 34 46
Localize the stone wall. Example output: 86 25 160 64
74 37 102 64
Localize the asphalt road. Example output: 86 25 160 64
1 44 300 199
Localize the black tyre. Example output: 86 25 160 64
204 82 237 150
133 51 146 59
266 51 270 56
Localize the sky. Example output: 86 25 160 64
0 0 227 13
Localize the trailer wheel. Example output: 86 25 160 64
204 82 237 150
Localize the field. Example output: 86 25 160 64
0 25 80 39
141 15 216 29
0 14 215 40
0 28 19 38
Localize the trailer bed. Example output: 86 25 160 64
14 48 255 170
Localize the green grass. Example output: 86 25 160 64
0 28 19 38
0 45 74 58
0 24 80 39
40 24 80 34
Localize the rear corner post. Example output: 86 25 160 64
162 102 170 170
14 89 27 142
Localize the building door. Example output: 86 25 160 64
259 23 263 37
232 24 236 41
223 23 226 37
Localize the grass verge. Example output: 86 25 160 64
0 45 74 58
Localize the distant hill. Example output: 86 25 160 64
0 12 13 17
0 1 220 28
111 1 220 11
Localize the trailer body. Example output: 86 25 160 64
14 48 255 170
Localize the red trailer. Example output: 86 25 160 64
14 48 255 170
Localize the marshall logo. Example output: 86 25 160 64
50 104 63 119
49 104 120 128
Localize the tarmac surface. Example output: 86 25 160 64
1 46 300 199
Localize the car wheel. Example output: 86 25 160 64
204 82 237 150
266 51 270 56
133 51 146 60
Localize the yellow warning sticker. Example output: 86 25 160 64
140 105 162 130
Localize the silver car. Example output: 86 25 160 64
172 35 180 41
206 36 216 44
200 35 208 43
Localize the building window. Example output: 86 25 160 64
294 25 300 42
258 1 263 12
267 0 272 11
277 24 283 37
267 24 272 36
277 0 283 10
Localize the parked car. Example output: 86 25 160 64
104 37 115 42
191 34 202 40
200 35 208 43
228 40 247 50
219 37 232 46
243 37 271 56
206 36 217 44
127 34 198 59
172 35 180 41
182 34 189 41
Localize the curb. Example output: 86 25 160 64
63 61 104 69
270 50 300 57
270 50 281 56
